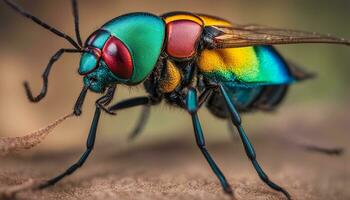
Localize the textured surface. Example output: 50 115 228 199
102 13 165 84
0 107 349 200
159 60 182 93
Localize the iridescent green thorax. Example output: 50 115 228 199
102 13 166 84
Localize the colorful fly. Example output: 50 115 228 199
3 0 350 199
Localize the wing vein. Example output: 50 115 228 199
207 25 350 48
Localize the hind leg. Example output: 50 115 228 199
218 84 291 200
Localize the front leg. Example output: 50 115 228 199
73 84 116 116
95 85 116 115
39 106 101 189
73 84 89 116
38 87 117 189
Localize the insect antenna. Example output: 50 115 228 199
22 48 83 103
72 0 82 47
3 0 81 49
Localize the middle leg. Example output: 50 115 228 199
185 87 232 194
128 105 151 141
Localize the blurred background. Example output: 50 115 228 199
0 0 349 155
0 1 349 199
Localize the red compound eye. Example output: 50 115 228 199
102 37 133 79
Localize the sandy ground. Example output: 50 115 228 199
0 0 349 199
0 109 349 200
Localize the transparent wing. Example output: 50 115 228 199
206 24 350 48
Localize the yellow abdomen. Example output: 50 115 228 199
196 14 258 82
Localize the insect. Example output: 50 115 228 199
3 0 349 199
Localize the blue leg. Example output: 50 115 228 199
38 107 101 189
186 88 232 194
37 87 116 189
219 84 291 200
